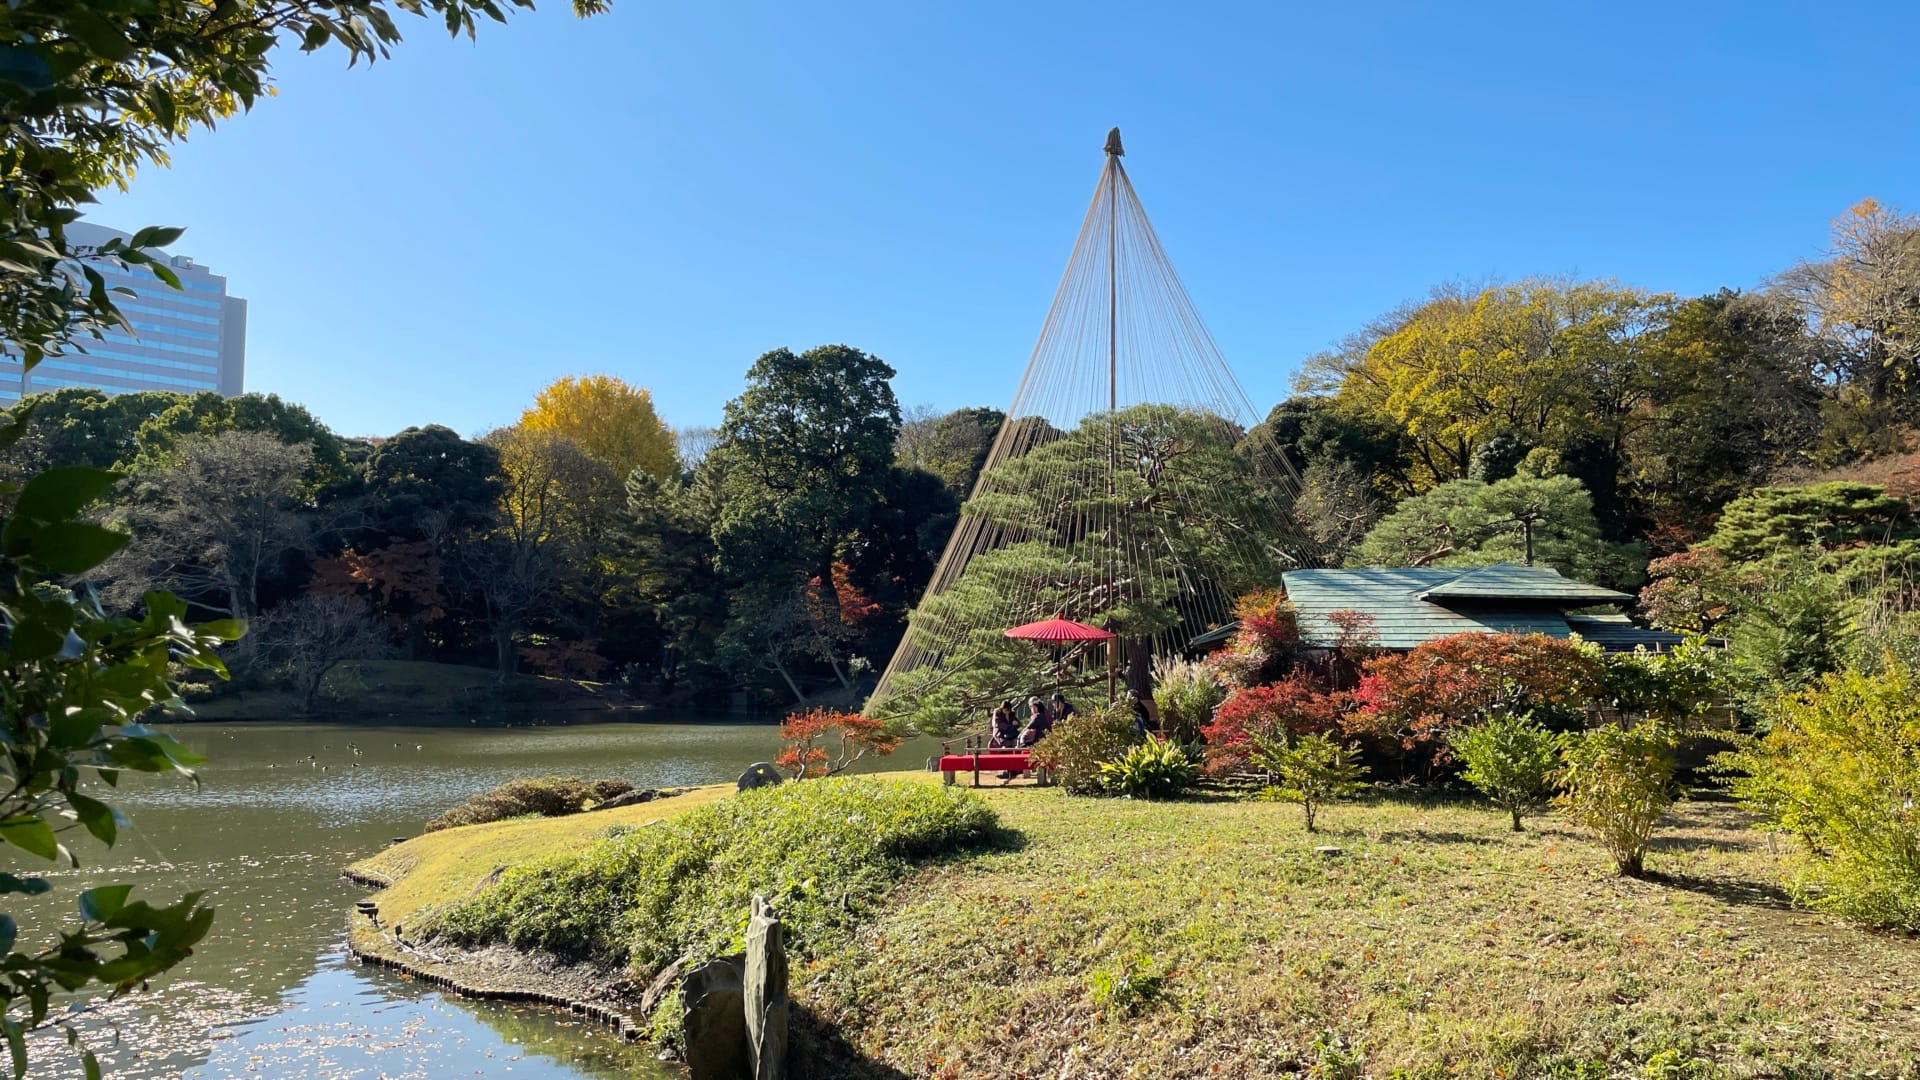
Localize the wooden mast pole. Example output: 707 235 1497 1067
1104 127 1122 705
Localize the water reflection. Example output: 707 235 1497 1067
16 717 861 1079
181 962 675 1079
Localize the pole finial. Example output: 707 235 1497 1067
1104 127 1124 157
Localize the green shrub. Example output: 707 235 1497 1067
436 778 997 974
1028 702 1137 795
1449 712 1567 832
1096 739 1199 799
424 777 637 832
1152 656 1229 743
1251 732 1368 833
1721 663 1920 930
1557 723 1682 877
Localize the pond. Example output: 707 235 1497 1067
14 717 921 1079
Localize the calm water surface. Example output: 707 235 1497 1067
15 718 918 1078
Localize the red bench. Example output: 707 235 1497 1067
935 736 1053 787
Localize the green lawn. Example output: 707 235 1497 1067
352 774 1920 1078
797 786 1920 1079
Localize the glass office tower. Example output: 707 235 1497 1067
0 222 247 404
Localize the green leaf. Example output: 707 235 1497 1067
4 1016 25 1080
6 617 64 662
63 10 134 62
0 874 51 896
0 815 58 861
196 619 246 642
31 521 129 574
12 466 120 524
127 226 185 250
0 46 54 92
142 591 187 621
68 792 119 846
50 708 110 749
105 738 171 772
147 82 178 130
0 914 14 955
78 884 132 922
82 1050 101 1080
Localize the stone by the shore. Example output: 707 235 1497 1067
744 895 788 1080
737 763 784 791
680 955 749 1080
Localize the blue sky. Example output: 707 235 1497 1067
92 1 1920 439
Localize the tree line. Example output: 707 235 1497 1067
12 199 1920 713
1 352 1005 709
1268 199 1920 576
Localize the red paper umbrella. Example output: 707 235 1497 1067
1003 615 1115 642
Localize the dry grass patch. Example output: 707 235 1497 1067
798 789 1920 1079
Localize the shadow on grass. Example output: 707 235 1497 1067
918 824 1029 870
1645 869 1794 911
789 1000 913 1080
1363 784 1485 811
1363 828 1503 847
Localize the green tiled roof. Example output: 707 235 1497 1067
1185 564 1677 652
1563 613 1688 651
1413 563 1634 604
1283 567 1570 650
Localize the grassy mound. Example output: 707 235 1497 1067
349 785 733 939
797 789 1920 1078
435 777 997 975
425 777 636 832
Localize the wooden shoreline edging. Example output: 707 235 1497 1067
341 881 653 1045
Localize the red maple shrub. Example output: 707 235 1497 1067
1350 633 1603 769
1200 675 1344 775
776 709 901 779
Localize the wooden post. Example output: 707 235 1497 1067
1107 638 1117 704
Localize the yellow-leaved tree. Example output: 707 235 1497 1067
1303 279 1668 491
521 374 678 481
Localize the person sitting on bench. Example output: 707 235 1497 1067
988 701 1022 749
1019 695 1054 746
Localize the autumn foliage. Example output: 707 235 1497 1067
1200 675 1343 775
776 709 901 779
1351 633 1603 766
1206 590 1301 688
811 562 883 627
520 373 678 481
310 539 446 635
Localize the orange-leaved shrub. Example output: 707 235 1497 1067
777 708 900 779
1205 589 1300 688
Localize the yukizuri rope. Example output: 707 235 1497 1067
870 132 1322 715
